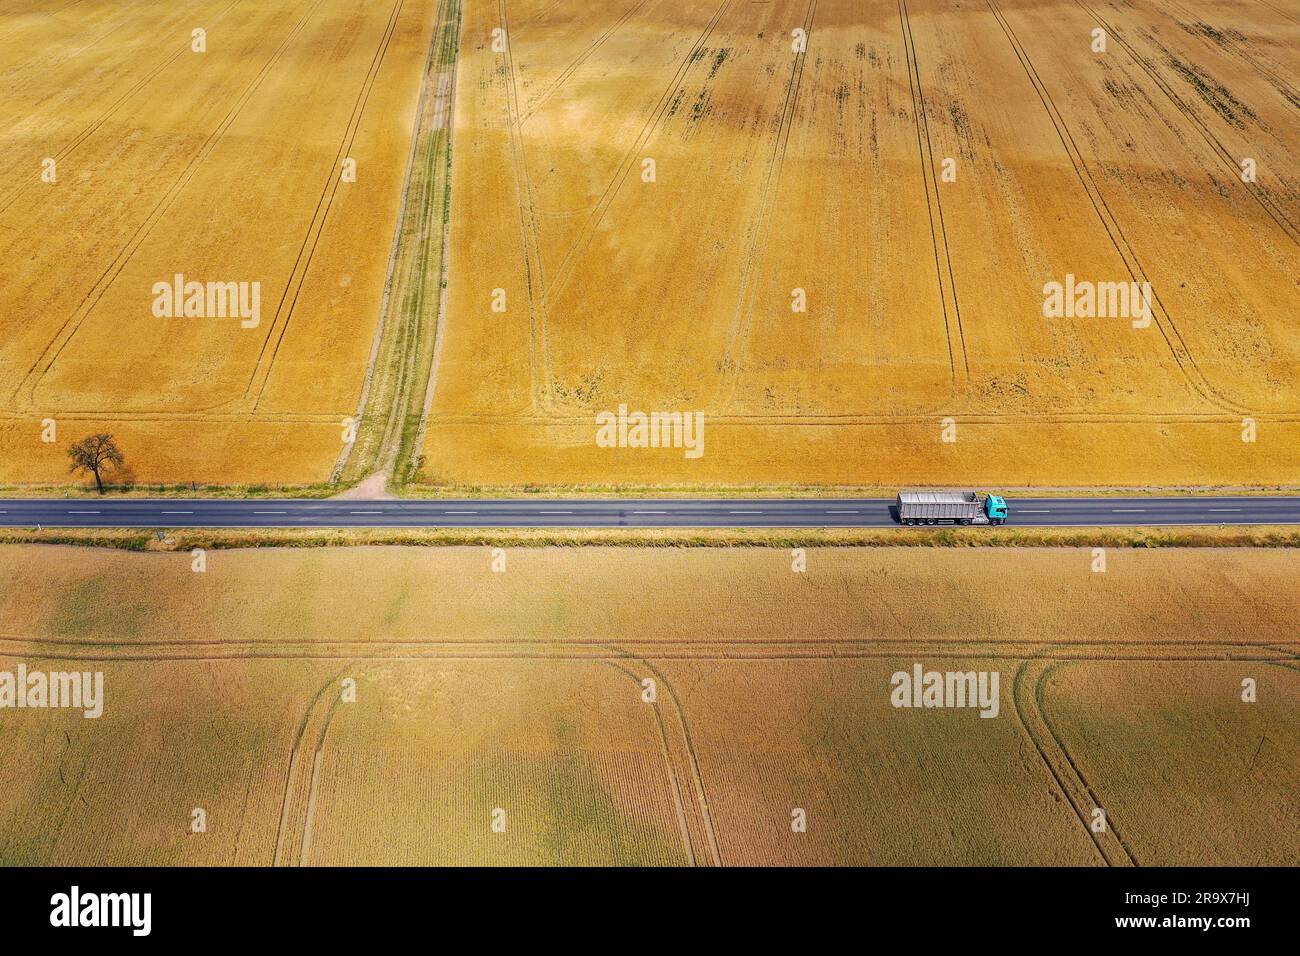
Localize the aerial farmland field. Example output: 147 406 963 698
1 0 1295 492
1 543 1295 865
0 0 1295 922
0 0 441 486
421 0 1300 489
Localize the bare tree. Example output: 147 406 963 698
67 433 125 495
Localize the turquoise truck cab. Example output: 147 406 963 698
985 495 1008 521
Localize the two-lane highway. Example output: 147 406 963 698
2 496 1299 528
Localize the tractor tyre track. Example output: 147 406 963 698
247 0 409 409
516 0 651 126
1026 654 1300 867
984 0 1252 417
1079 0 1300 245
721 0 819 409
273 665 348 866
1011 658 1121 865
540 0 734 315
498 0 554 410
898 0 967 387
12 0 331 410
0 0 234 219
600 658 700 865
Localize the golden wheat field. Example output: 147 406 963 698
0 544 1295 865
420 0 1300 488
0 0 440 485
2 0 1296 490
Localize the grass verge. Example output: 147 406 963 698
3 525 1300 552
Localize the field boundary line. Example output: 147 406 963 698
6 633 1298 652
335 0 462 486
417 409 1300 425
333 0 447 482
11 407 1300 425
4 638 1298 665
1 410 351 423
411 4 463 473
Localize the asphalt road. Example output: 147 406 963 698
0 496 1298 528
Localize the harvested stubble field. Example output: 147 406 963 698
421 0 1300 489
0 0 440 485
0 544 1295 865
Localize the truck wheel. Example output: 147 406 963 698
960 519 971 526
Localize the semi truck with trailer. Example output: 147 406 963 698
896 490 1007 526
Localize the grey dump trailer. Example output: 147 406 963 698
896 490 1007 526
